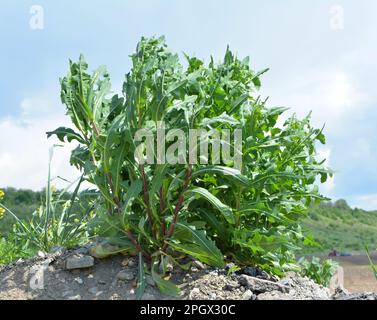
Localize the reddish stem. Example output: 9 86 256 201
162 165 192 251
140 164 155 236
160 187 166 237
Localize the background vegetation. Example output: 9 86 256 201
302 200 377 254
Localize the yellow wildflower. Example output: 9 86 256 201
0 207 5 220
0 190 4 200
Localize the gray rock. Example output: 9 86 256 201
257 274 331 300
146 275 155 287
224 281 240 291
37 251 46 258
68 294 81 300
193 260 206 270
189 288 201 300
62 290 74 298
74 277 84 285
209 292 217 299
334 292 377 300
238 275 289 294
88 287 98 295
242 289 254 300
50 246 65 254
117 270 135 281
65 255 94 270
74 247 89 255
127 259 136 267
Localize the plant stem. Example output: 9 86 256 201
162 165 192 251
140 164 155 236
159 187 166 237
126 230 150 261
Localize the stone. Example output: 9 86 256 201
117 270 135 281
74 277 84 285
224 281 240 291
88 287 98 295
127 259 136 267
193 260 206 270
50 246 65 254
242 289 254 300
238 275 289 294
74 247 89 255
209 292 217 299
189 288 201 300
68 294 81 300
334 292 377 300
62 290 74 298
65 255 94 270
37 251 46 258
146 275 155 287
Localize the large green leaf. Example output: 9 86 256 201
186 187 235 224
136 253 146 300
192 165 249 187
47 127 85 144
151 261 180 297
170 222 225 268
122 180 143 213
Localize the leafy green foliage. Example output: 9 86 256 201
299 256 338 286
0 188 43 235
0 235 35 265
48 36 330 288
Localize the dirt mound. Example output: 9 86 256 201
1 248 376 300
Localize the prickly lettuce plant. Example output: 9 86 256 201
48 36 331 295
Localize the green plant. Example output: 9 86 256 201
0 148 93 252
0 235 35 265
299 256 338 286
48 36 331 296
365 246 377 280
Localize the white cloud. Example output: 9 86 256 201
0 96 81 190
20 95 57 117
349 194 377 211
317 147 335 195
262 67 371 135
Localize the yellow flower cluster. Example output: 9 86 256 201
0 190 5 219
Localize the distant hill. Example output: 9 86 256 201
301 199 377 254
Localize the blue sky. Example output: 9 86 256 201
0 0 376 209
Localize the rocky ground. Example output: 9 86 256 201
1 246 376 300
